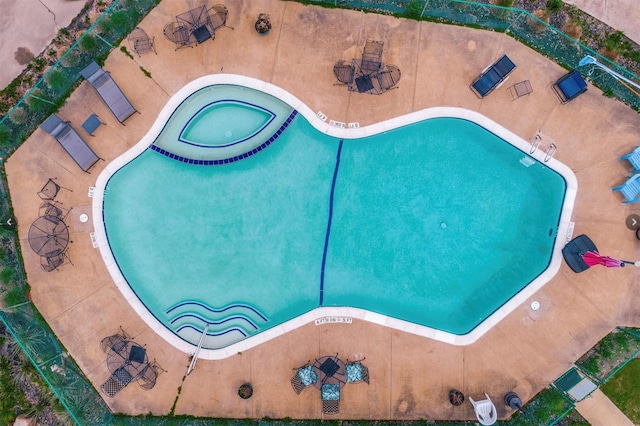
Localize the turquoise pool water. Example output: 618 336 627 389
103 85 566 350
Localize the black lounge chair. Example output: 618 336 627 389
552 70 588 104
80 62 138 124
40 114 101 172
470 54 517 98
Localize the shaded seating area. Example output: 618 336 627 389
40 114 101 172
80 61 138 124
29 210 72 272
127 27 156 56
470 54 517 98
333 40 401 95
177 5 215 45
552 70 588 104
100 330 161 397
291 362 319 394
469 393 498 426
612 173 640 203
620 146 640 173
292 353 368 415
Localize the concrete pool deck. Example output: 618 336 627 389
5 0 640 421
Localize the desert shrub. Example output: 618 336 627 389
562 21 583 40
547 0 563 13
80 34 99 53
406 1 423 19
8 107 28 125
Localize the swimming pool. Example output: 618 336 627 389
95 75 577 359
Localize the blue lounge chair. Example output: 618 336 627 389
80 62 138 123
40 114 101 172
552 70 587 104
470 54 517 98
620 146 640 173
612 173 640 203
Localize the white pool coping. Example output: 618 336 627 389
92 74 577 360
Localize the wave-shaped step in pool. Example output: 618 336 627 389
166 300 268 347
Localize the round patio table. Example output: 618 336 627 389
28 216 69 256
106 340 149 381
313 355 346 389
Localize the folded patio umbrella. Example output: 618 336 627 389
582 251 625 268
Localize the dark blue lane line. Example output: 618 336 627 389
320 140 343 306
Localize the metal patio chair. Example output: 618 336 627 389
128 27 156 56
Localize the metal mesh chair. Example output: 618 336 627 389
209 4 230 30
100 328 131 353
100 367 133 397
128 27 156 56
345 358 370 384
139 359 165 390
163 22 192 50
361 40 384 74
40 252 66 272
321 383 340 414
291 362 318 394
377 64 401 93
37 178 61 200
333 60 354 85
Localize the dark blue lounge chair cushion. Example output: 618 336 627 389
557 71 587 101
471 54 517 97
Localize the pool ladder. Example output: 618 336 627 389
186 323 209 375
529 132 556 162
544 143 557 162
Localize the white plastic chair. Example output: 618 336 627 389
469 393 498 426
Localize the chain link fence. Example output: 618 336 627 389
575 327 640 384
